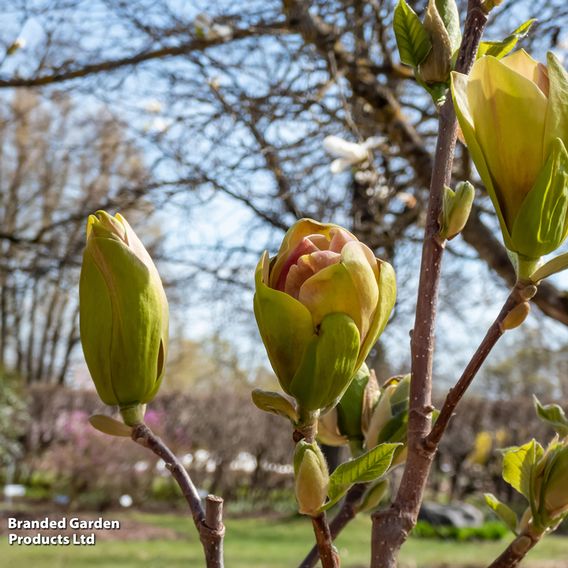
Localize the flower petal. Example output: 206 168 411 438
467 56 547 227
451 70 514 249
544 52 568 159
254 253 314 393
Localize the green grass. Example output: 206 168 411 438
1 512 567 567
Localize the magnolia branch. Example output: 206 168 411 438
426 282 537 448
299 483 368 568
488 531 541 568
131 423 225 568
0 22 286 88
371 2 489 566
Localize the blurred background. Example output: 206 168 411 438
0 0 567 566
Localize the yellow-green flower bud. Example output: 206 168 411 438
439 181 475 240
79 211 169 424
254 219 396 412
452 51 568 272
294 440 329 516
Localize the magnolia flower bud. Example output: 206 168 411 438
79 211 169 425
254 219 396 412
294 441 329 516
452 50 568 274
439 181 475 240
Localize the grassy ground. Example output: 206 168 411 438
1 511 567 567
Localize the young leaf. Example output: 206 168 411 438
251 389 299 423
321 443 401 511
89 414 133 437
477 19 536 59
484 493 518 533
530 251 568 282
534 397 568 437
502 440 542 501
394 0 432 67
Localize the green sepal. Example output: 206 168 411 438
321 442 400 512
393 0 432 67
253 253 314 393
251 389 299 424
477 20 536 60
289 313 360 411
511 138 568 259
484 493 518 533
544 52 568 152
89 414 133 437
534 397 568 437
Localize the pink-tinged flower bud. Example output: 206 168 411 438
254 219 396 412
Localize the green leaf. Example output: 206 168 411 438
534 396 568 437
530 252 568 282
502 440 542 501
477 19 536 59
393 0 432 67
484 493 518 533
89 415 133 437
434 0 462 55
251 389 299 423
321 442 401 511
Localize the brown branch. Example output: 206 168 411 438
426 282 536 448
0 22 286 89
299 483 368 568
371 3 488 566
131 423 225 568
310 513 340 568
488 532 541 568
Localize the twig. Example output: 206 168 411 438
371 2 488 566
311 512 340 568
487 532 541 568
131 423 225 568
426 282 536 448
293 421 339 568
299 483 368 568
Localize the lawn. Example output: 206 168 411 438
1 512 567 567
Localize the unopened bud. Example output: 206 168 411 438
357 479 390 513
439 182 475 240
419 0 454 84
502 302 531 330
294 441 329 516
